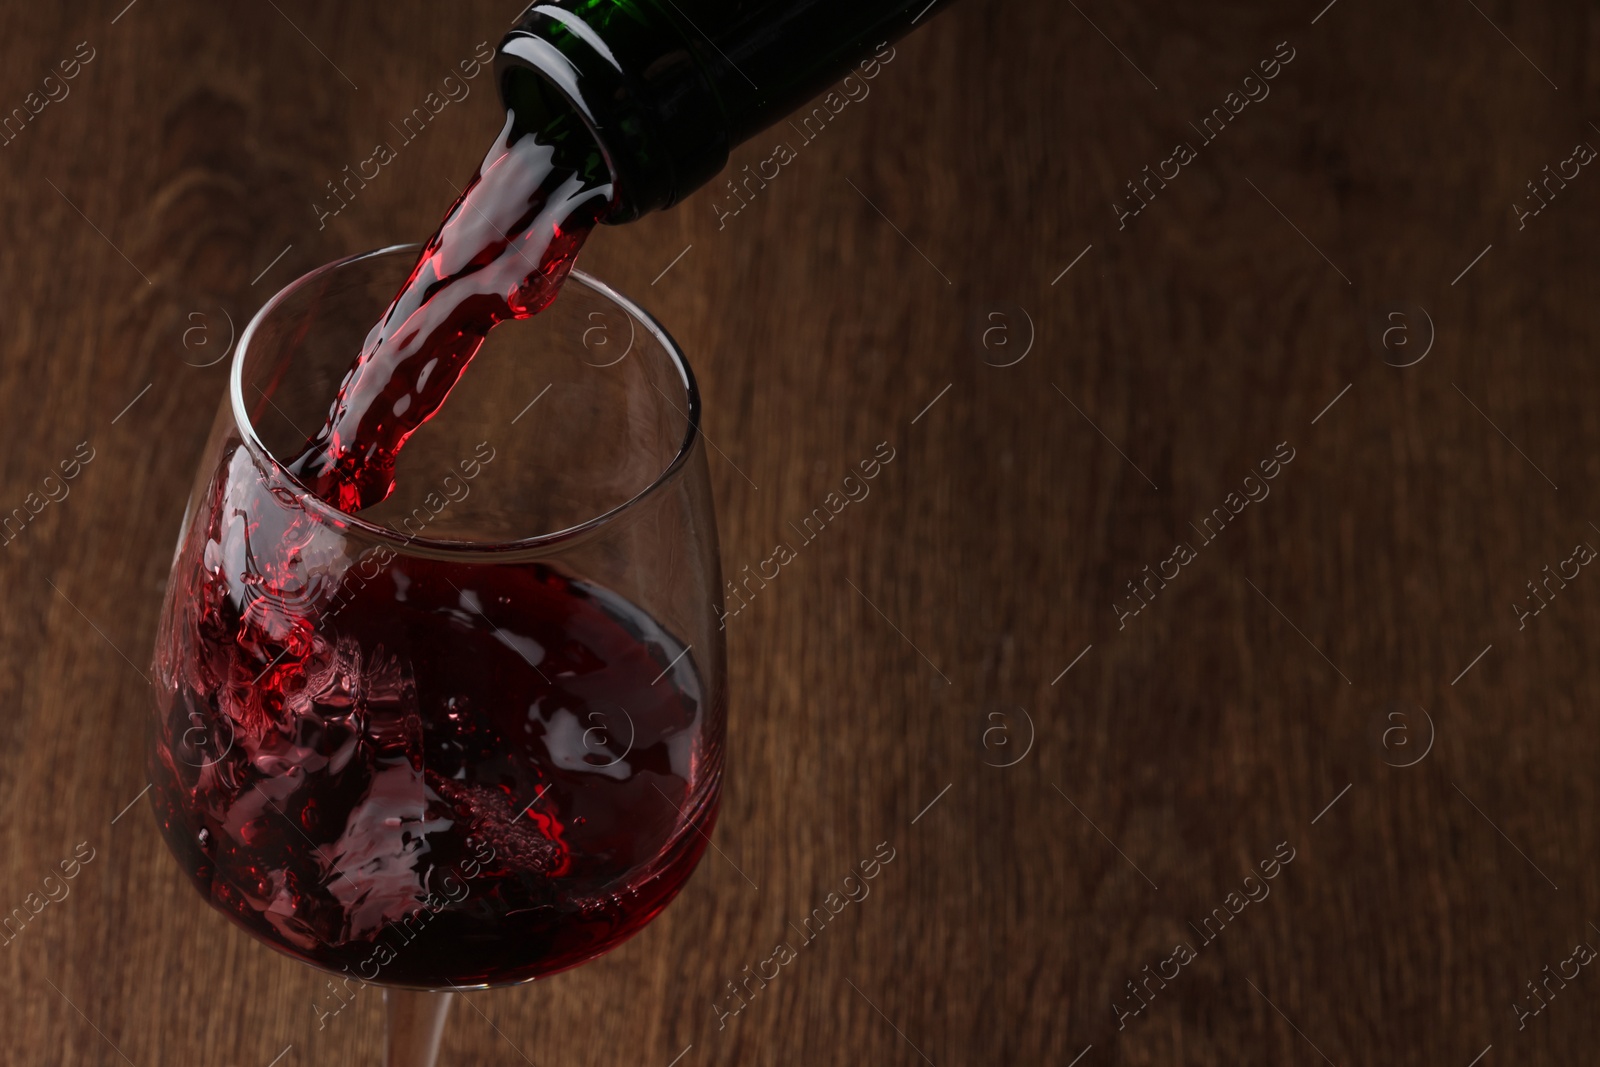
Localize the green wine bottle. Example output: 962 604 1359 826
495 0 955 221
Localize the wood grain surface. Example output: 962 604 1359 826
1 0 1597 1063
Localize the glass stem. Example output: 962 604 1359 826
384 989 453 1067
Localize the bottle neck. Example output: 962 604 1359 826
495 0 952 222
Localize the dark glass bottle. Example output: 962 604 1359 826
495 0 954 222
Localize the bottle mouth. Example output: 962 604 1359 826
497 56 630 221
230 245 703 559
495 3 730 223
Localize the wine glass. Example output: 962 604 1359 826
147 245 726 1066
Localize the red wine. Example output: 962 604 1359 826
150 446 720 986
285 110 611 512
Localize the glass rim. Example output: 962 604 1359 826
229 243 702 557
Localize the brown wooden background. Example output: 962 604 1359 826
2 0 1598 1063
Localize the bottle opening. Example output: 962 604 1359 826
499 65 620 219
495 4 731 223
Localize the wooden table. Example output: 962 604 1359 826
2 0 1594 1062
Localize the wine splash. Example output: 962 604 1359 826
151 444 718 986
